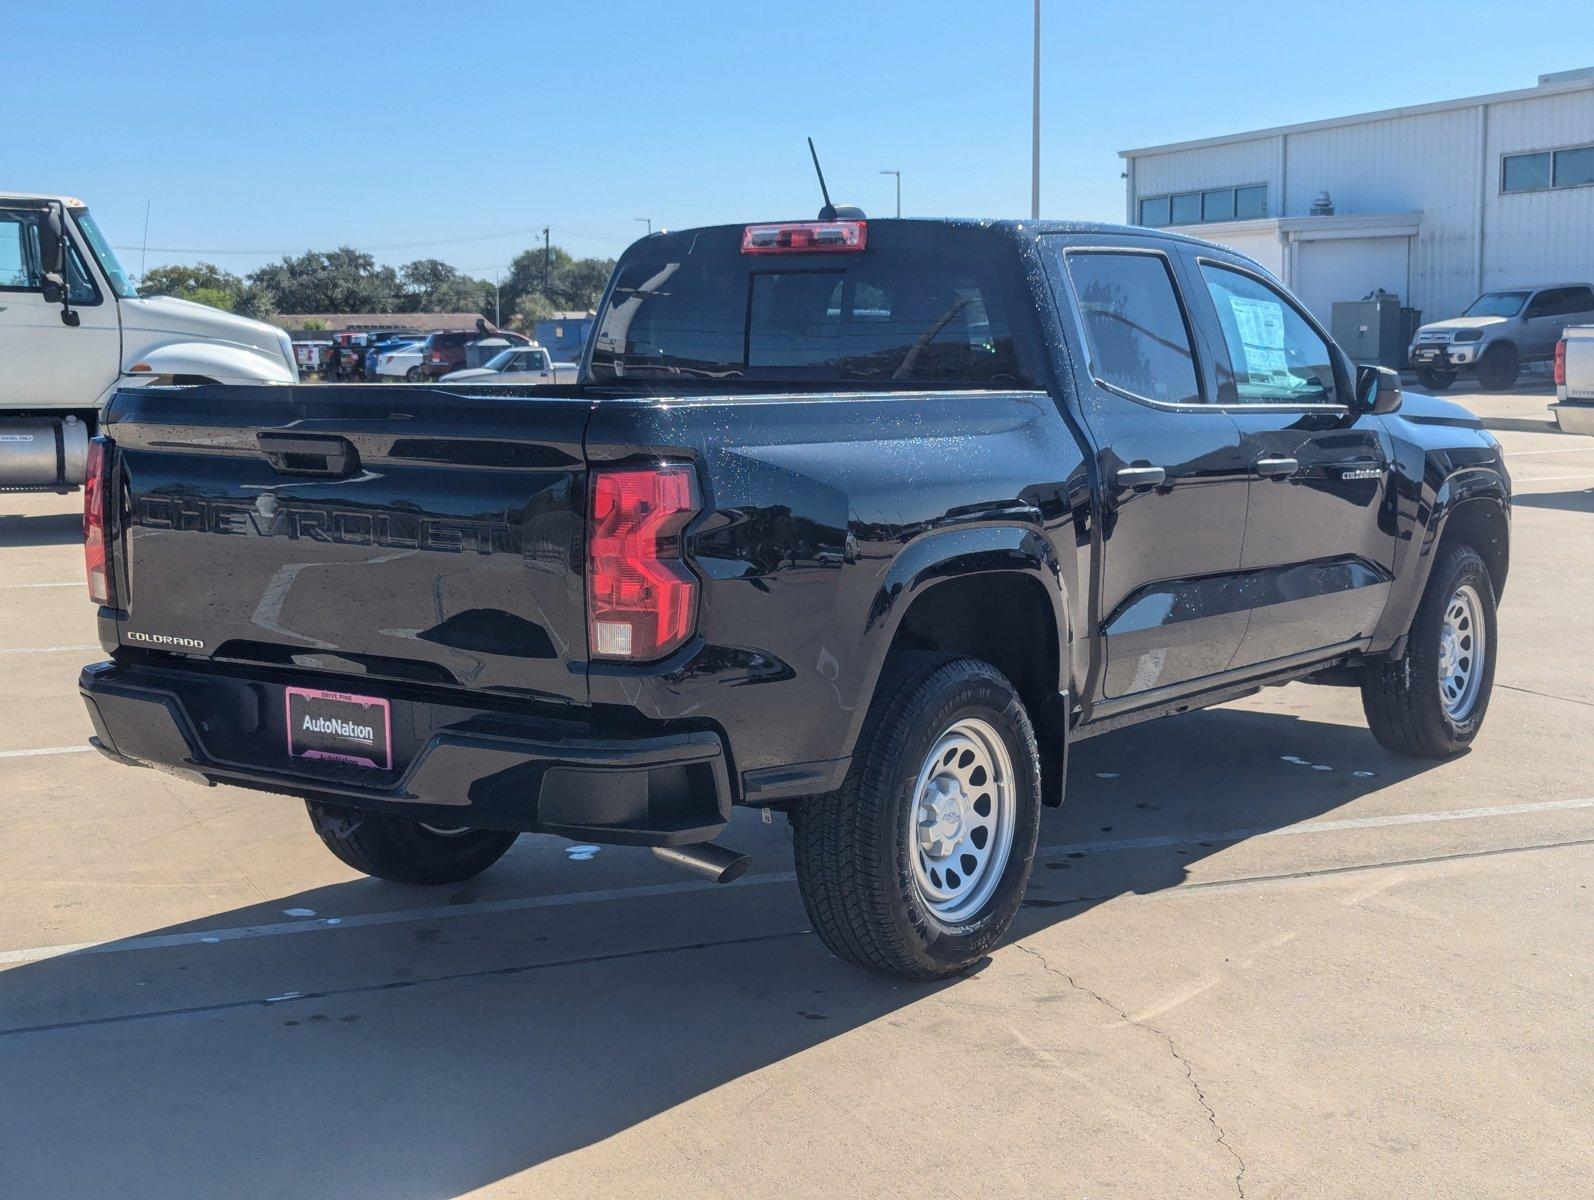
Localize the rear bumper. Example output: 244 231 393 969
1550 402 1594 435
79 659 733 846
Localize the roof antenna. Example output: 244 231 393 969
807 137 865 221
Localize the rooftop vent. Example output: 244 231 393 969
1310 191 1335 216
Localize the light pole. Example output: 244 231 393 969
1031 0 1041 220
635 217 653 235
879 170 901 218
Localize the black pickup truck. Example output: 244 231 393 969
78 217 1510 979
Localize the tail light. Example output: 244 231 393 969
83 437 116 608
588 465 700 660
741 220 867 254
1554 338 1567 386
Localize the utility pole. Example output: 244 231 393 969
542 227 551 294
879 170 901 218
493 269 501 325
1031 0 1041 220
635 217 653 235
140 199 151 278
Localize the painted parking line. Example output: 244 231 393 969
0 796 1587 969
0 582 82 590
0 746 90 760
0 645 99 656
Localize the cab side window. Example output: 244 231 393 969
1064 250 1202 404
1199 264 1337 406
0 210 42 289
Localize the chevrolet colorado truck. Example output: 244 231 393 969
77 217 1510 979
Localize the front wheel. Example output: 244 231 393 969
1417 367 1457 392
1477 344 1519 391
306 802 519 885
791 654 1042 980
1361 544 1497 758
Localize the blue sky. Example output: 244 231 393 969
9 0 1589 279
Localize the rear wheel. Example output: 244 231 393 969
1361 544 1497 758
306 802 518 885
405 365 422 382
1417 367 1457 391
1477 344 1519 391
791 653 1042 980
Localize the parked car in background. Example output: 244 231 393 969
439 345 577 385
1552 326 1594 433
294 340 332 377
362 332 425 381
375 340 429 381
419 327 530 379
1409 283 1594 391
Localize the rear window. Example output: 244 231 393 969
587 223 1039 388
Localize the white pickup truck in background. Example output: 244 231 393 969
0 192 298 488
1554 327 1594 434
438 344 578 385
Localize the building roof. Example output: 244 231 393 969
536 311 595 322
266 312 483 333
1121 70 1594 159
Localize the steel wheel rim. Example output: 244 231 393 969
906 717 1016 925
1438 583 1486 720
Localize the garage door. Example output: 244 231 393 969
1293 236 1411 326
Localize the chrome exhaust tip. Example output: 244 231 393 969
651 842 751 884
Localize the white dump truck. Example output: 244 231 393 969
1 192 298 487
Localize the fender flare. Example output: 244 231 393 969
843 522 1072 790
120 340 297 388
1373 465 1509 649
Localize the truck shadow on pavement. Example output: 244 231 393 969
0 704 1437 1198
0 509 83 547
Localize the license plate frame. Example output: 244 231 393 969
285 687 392 771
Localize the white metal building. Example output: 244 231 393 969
1119 68 1594 326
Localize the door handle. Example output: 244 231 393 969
257 432 359 477
1253 456 1298 479
1114 464 1167 489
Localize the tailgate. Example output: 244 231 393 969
105 384 593 705
1566 331 1594 399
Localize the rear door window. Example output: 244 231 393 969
1062 250 1202 405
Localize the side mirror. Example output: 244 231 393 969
1356 364 1402 415
37 205 80 327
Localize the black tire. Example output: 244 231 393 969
405 365 422 382
791 653 1042 980
306 802 518 885
1417 368 1457 392
1476 343 1519 391
1361 544 1497 758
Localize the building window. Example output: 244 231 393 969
1235 185 1267 219
1502 151 1552 192
1502 143 1594 193
1138 195 1171 227
1202 189 1235 221
1555 146 1594 189
1136 185 1267 228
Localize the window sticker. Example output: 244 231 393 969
1227 294 1292 388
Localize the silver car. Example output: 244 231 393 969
1409 283 1594 391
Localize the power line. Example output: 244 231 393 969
113 221 636 259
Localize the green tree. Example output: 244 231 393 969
247 247 400 314
500 244 613 328
139 262 243 298
399 258 488 314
